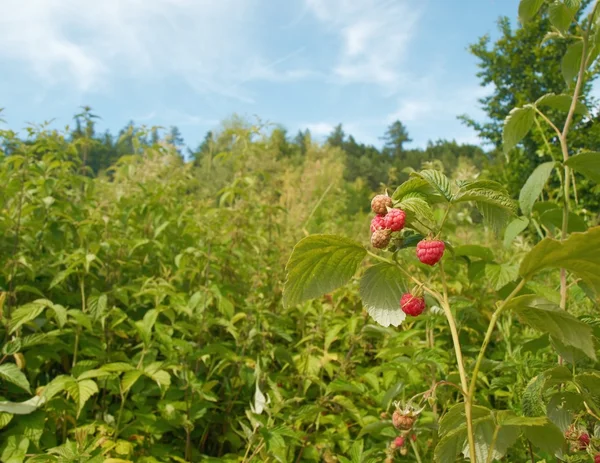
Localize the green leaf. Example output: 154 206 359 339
504 217 530 248
454 245 494 261
9 300 50 334
0 363 31 393
548 1 578 34
503 106 535 154
283 235 366 308
0 412 13 430
359 263 407 327
539 208 587 233
518 0 545 24
535 93 588 115
1 435 29 463
392 177 431 201
565 151 600 183
396 194 435 226
520 226 600 294
121 370 143 392
454 188 518 214
0 396 45 415
523 421 565 453
522 375 547 417
519 162 555 216
485 263 519 291
506 295 596 360
562 41 583 84
495 411 548 427
411 169 454 201
64 379 99 417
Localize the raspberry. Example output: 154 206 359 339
410 434 417 442
383 208 406 232
392 410 416 430
578 433 590 449
392 436 405 448
595 455 600 463
370 215 386 233
416 239 445 266
400 293 426 317
371 229 392 249
371 194 392 215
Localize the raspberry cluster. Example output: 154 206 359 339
369 193 450 319
369 194 406 249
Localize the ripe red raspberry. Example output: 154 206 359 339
383 208 406 232
416 239 445 266
370 215 386 233
371 194 392 215
578 433 590 449
371 229 392 249
392 410 416 430
595 454 600 463
400 293 426 317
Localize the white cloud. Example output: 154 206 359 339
304 122 335 136
0 0 310 101
305 0 422 90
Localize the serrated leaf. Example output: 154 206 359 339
100 362 135 373
392 177 431 201
562 41 583 84
9 301 50 334
1 435 29 463
503 106 535 154
504 217 530 247
485 263 519 291
121 370 143 392
523 421 565 453
506 295 596 359
495 411 548 427
535 93 588 115
397 194 435 226
41 375 72 401
519 162 555 216
565 151 600 183
64 379 98 418
283 235 366 308
520 226 600 294
519 0 545 24
548 1 578 34
359 263 406 327
0 363 31 393
411 169 454 201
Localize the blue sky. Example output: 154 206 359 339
0 0 521 151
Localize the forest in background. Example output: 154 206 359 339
0 2 600 463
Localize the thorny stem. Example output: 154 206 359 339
558 0 600 315
439 262 474 462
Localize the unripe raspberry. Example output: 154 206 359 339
383 208 406 232
371 229 392 249
400 293 426 317
410 433 417 442
392 410 416 430
578 433 590 449
391 436 404 449
370 215 386 233
400 447 408 456
371 194 392 215
416 239 445 266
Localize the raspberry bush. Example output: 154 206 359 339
284 1 600 460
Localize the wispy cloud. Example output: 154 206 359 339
0 0 311 103
305 0 422 90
